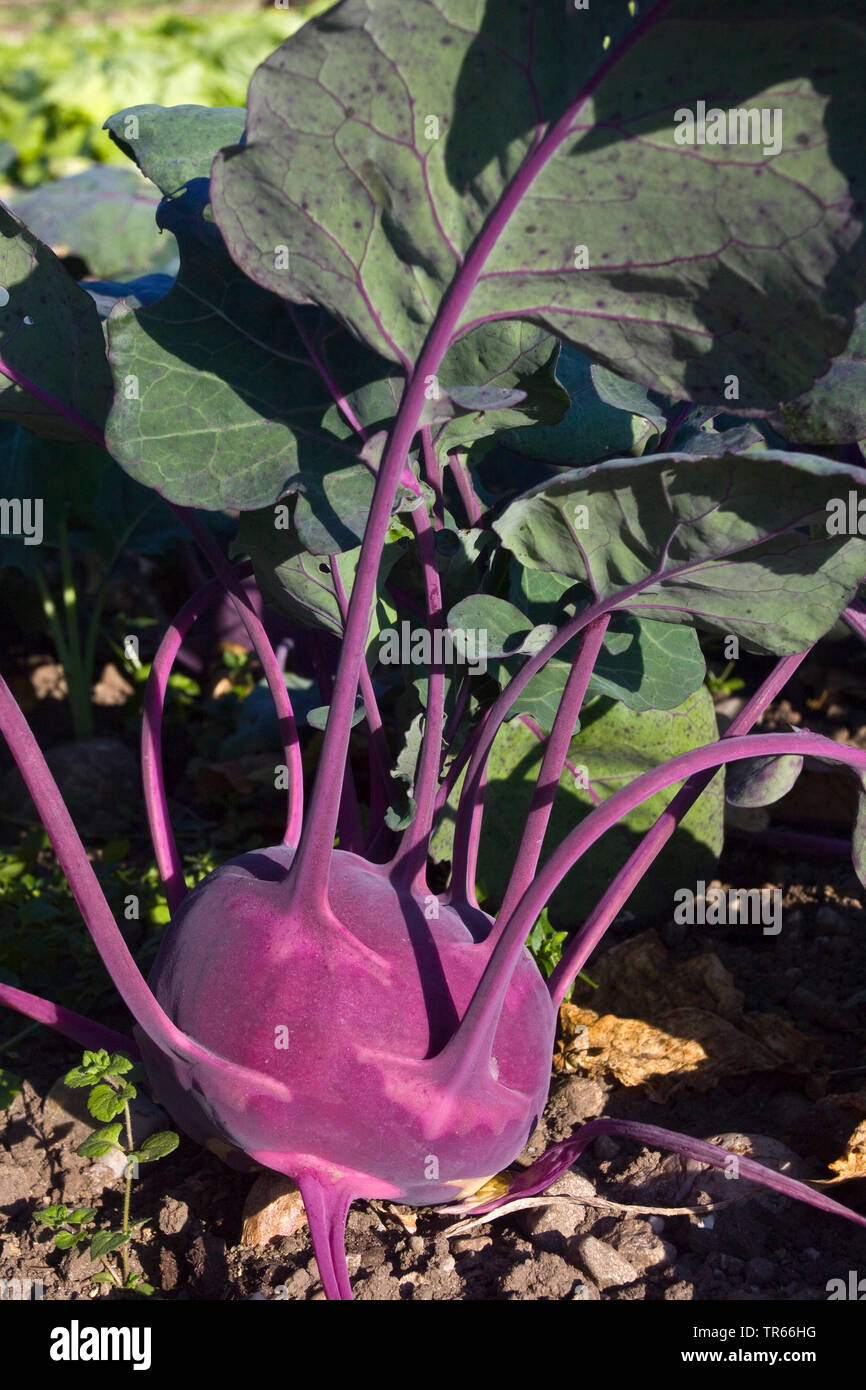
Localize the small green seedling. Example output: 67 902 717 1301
33 1049 178 1294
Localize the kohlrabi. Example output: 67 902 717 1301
3 0 866 1300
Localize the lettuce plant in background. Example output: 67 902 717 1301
2 0 866 1300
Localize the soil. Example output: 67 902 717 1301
2 842 864 1302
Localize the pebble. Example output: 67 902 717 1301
804 1247 821 1261
745 1256 775 1285
439 1253 456 1274
816 905 844 931
592 1135 620 1160
571 1282 598 1301
451 1236 492 1256
569 1235 640 1290
608 1225 677 1275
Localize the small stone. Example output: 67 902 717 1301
571 1281 599 1301
606 1221 676 1275
158 1198 190 1236
242 1173 307 1245
451 1235 492 1256
569 1235 640 1290
816 905 844 931
804 1247 820 1261
592 1135 620 1160
518 1171 593 1239
649 1216 665 1234
439 1253 456 1274
745 1256 775 1285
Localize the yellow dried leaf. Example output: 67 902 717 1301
826 1091 866 1182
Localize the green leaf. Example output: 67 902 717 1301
447 594 538 660
104 188 386 512
0 206 112 441
104 181 568 515
307 702 365 732
236 508 401 644
77 1123 123 1159
104 104 247 194
292 461 423 555
138 1130 180 1161
87 1083 133 1122
54 1229 87 1251
726 753 804 808
494 452 866 655
527 908 569 983
212 0 866 405
10 166 170 281
33 1204 68 1227
430 688 723 924
106 1054 135 1076
772 304 866 445
90 1229 132 1261
0 1066 21 1110
501 344 664 466
432 324 569 452
590 617 707 712
68 1208 98 1226
387 710 425 831
91 1272 116 1284
81 1051 110 1069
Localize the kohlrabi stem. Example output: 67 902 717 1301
171 506 303 846
440 730 866 1089
449 449 482 527
658 401 691 452
420 427 444 527
291 2 672 902
441 675 470 765
842 598 866 645
120 1093 134 1284
330 561 390 828
495 615 610 925
0 674 298 1102
308 633 364 852
0 982 138 1056
547 648 810 1004
57 514 92 740
390 501 446 891
434 705 489 824
143 567 250 913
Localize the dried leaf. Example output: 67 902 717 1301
555 935 816 1100
575 929 745 1019
826 1091 866 1182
